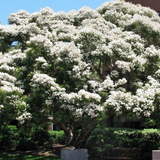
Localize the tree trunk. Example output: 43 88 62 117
61 119 97 148
74 119 97 148
60 122 74 145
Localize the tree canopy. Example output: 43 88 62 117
1 0 160 147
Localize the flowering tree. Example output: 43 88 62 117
1 0 160 147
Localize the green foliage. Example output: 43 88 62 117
0 125 65 150
87 127 160 160
49 130 65 144
16 138 36 150
0 125 20 149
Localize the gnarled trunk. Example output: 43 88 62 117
74 119 97 148
61 119 97 148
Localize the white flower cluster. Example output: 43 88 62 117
31 73 65 92
78 89 101 101
145 45 160 58
73 103 103 118
50 42 81 63
104 75 160 117
0 72 16 82
97 0 159 28
1 0 160 122
72 62 91 79
51 22 76 41
115 61 132 73
0 23 41 44
0 49 26 73
101 76 114 90
8 10 31 25
27 35 53 51
0 24 18 37
35 57 49 69
60 90 103 118
75 6 101 22
0 80 23 93
104 91 133 114
17 112 32 124
60 89 101 104
0 105 4 109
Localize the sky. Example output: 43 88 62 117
0 0 113 25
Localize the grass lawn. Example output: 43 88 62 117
0 153 60 160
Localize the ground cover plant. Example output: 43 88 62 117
1 0 160 148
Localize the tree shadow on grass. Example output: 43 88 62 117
0 144 65 160
0 153 60 160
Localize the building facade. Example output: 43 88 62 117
126 0 160 13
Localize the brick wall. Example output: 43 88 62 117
126 0 160 12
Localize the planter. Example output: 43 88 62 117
61 148 88 160
152 150 160 160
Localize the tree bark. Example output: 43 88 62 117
74 119 97 148
61 119 97 148
60 122 74 145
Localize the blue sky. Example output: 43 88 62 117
0 0 113 25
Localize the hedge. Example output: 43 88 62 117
86 127 160 160
0 125 65 150
1 125 160 160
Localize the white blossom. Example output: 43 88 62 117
17 112 32 124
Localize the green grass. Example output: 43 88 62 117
0 154 60 160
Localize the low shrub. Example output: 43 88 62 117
32 127 52 147
0 125 20 149
87 127 160 160
16 137 36 150
0 125 65 150
49 130 65 144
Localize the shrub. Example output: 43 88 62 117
16 137 36 150
32 127 52 147
49 130 65 144
0 125 20 149
87 127 160 160
0 125 65 150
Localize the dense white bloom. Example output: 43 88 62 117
8 10 31 25
131 55 147 71
0 72 16 82
101 76 114 90
116 78 127 86
115 60 132 73
104 91 133 112
145 45 160 57
78 89 101 102
72 62 91 79
75 6 101 21
0 50 26 70
17 112 32 124
1 0 160 130
35 57 47 63
50 42 81 63
31 73 65 92
0 64 15 71
88 80 99 89
1 82 23 93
